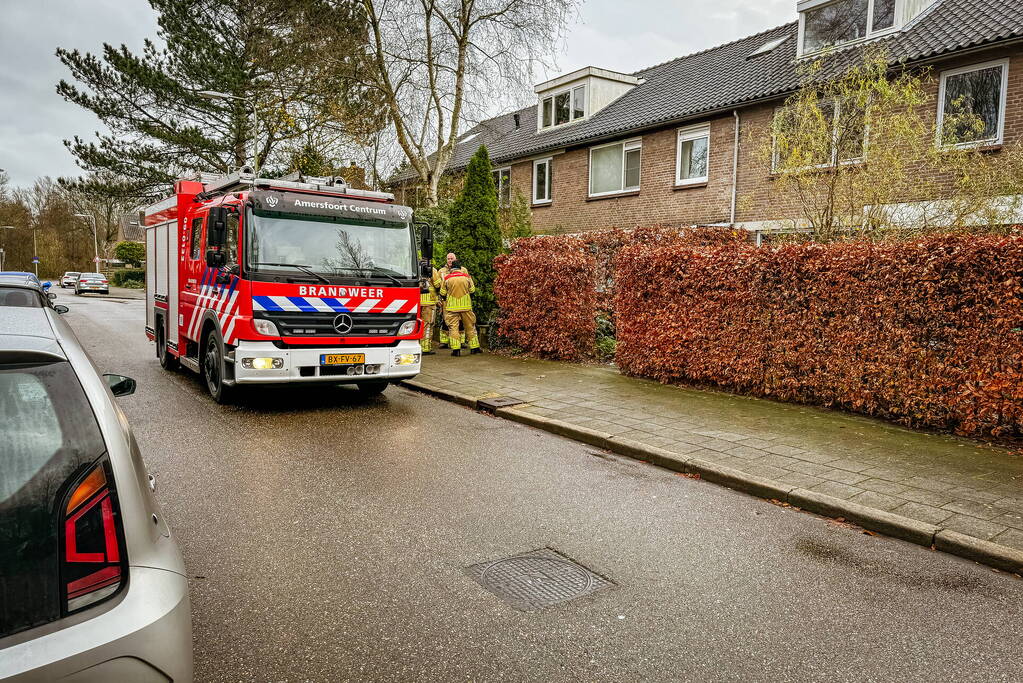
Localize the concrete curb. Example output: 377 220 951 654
934 530 1023 574
400 378 1023 575
400 378 478 409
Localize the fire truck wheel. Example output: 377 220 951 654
203 332 233 404
157 324 179 371
356 380 388 396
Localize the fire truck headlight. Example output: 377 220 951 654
397 320 416 336
393 353 420 366
242 357 284 370
253 319 279 336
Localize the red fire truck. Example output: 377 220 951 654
143 169 432 402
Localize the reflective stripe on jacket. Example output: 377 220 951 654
421 267 440 305
440 269 475 312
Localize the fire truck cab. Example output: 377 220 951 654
144 169 432 402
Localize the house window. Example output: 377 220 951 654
539 85 586 130
492 167 511 207
572 86 586 119
533 158 552 204
800 0 898 55
676 125 710 185
589 139 642 196
937 60 1008 147
772 97 866 171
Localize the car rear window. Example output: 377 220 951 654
0 360 106 639
0 287 43 308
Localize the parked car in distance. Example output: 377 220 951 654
0 302 193 681
74 272 109 295
61 272 81 288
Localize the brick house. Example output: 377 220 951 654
395 0 1023 236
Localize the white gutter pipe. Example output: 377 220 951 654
730 109 740 225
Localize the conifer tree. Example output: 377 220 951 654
56 0 379 200
446 145 502 323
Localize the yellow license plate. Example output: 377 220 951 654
320 354 365 366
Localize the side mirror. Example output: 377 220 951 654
104 373 137 397
42 281 52 290
208 207 228 248
205 207 229 268
206 248 226 268
54 305 69 314
47 292 57 300
416 221 433 265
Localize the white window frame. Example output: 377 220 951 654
538 84 587 131
770 98 868 172
797 0 901 57
588 138 642 198
492 166 511 207
675 124 711 186
936 59 1009 149
532 157 552 204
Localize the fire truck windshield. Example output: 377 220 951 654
246 212 416 280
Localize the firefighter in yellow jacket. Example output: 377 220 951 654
419 262 441 354
440 260 481 356
437 252 464 348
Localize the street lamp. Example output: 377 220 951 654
74 214 100 270
197 90 260 175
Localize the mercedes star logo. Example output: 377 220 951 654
265 196 279 207
333 313 354 334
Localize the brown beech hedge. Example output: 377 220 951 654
614 235 1023 438
494 236 597 360
495 227 747 360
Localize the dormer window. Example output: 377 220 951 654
540 85 586 130
798 0 907 56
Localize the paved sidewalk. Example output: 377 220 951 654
411 351 1023 556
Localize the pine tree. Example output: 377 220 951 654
56 0 379 200
446 145 502 324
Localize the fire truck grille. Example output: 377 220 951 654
256 311 415 337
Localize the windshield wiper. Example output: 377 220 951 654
330 267 407 286
253 262 330 285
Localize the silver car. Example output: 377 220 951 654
74 273 108 296
0 285 192 681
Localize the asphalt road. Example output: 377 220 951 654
60 291 1023 682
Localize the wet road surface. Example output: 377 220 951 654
61 292 1023 682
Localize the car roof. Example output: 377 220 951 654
0 270 39 281
0 307 66 360
0 274 44 290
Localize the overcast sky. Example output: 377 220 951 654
0 0 795 188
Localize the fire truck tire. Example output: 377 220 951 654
202 331 233 404
356 380 388 396
156 322 179 371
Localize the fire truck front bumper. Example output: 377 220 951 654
229 340 422 384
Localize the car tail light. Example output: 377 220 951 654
60 459 127 613
101 279 108 284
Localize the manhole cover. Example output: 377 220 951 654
477 396 525 413
467 548 613 610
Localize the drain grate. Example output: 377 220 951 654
467 548 613 610
477 396 525 413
